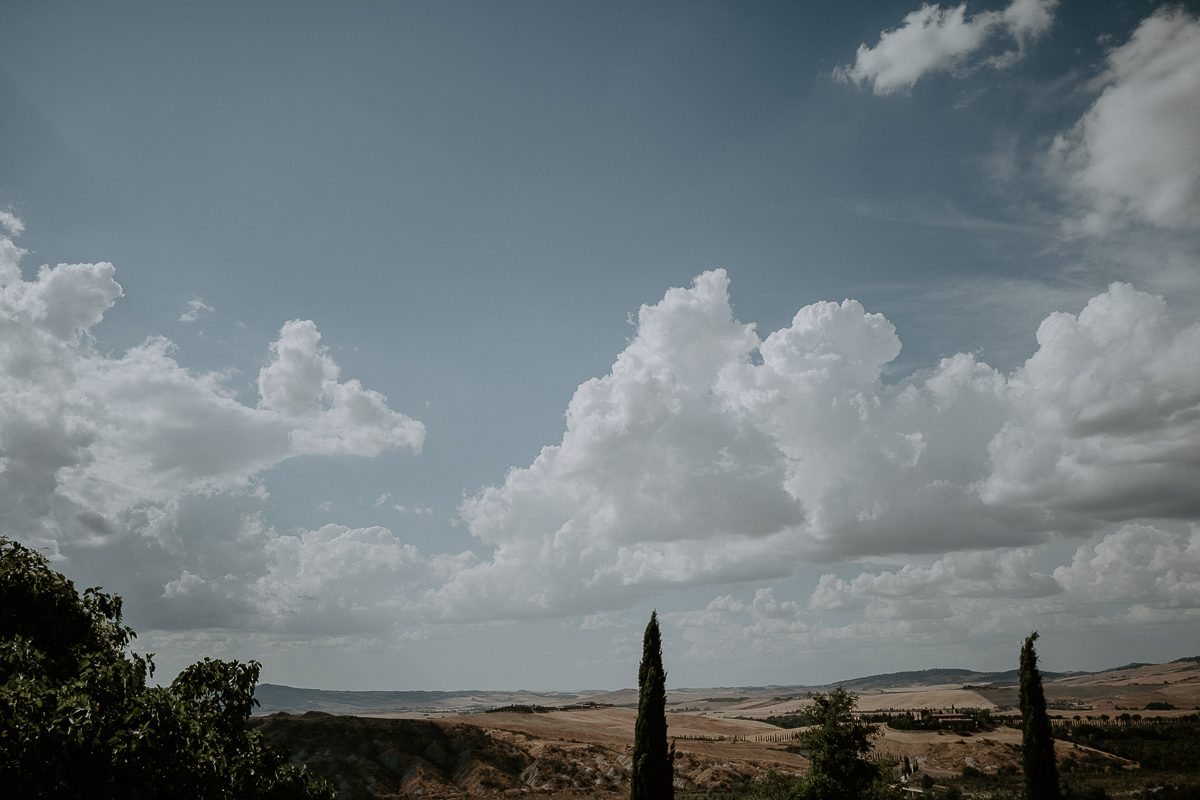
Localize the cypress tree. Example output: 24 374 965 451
631 611 673 800
1019 631 1060 800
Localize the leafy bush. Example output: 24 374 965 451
0 537 333 799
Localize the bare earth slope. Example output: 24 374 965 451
253 709 807 799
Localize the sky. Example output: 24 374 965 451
2 0 1199 691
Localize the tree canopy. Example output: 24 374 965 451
0 536 333 799
794 687 884 800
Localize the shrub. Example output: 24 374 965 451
0 537 333 799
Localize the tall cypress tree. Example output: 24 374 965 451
1019 631 1060 800
631 611 673 800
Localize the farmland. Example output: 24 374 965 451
249 656 1200 798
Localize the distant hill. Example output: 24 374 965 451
831 667 1069 691
253 656 1196 716
253 684 605 715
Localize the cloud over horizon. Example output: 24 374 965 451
3 216 1198 668
673 520 1200 664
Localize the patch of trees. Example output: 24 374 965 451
0 537 333 799
867 711 980 733
485 704 554 714
1054 721 1200 771
758 712 816 729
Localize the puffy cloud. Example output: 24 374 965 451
0 211 24 236
676 522 1200 659
258 319 425 456
835 0 1057 95
434 271 1200 624
0 221 425 637
7 216 1197 652
984 283 1200 522
435 271 803 621
823 522 1200 628
1053 523 1200 611
1052 8 1200 233
250 524 428 635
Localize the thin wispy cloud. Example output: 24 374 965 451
179 296 215 323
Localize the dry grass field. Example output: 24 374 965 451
252 657 1200 797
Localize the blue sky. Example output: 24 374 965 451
2 0 1199 690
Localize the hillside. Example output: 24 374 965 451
250 709 805 798
247 656 1199 799
254 657 1200 717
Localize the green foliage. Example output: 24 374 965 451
631 610 673 800
1055 721 1200 771
0 537 333 800
758 713 815 729
790 687 884 800
1019 632 1061 800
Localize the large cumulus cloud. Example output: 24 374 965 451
7 215 1198 651
437 269 1200 623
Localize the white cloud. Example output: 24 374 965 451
0 211 24 236
179 297 214 322
674 522 1200 660
580 611 627 630
258 319 425 457
0 221 425 638
435 270 804 621
822 522 1200 629
1052 8 1200 233
6 220 1196 652
984 283 1200 523
250 524 428 635
835 0 1057 95
1053 523 1200 611
425 271 1200 625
